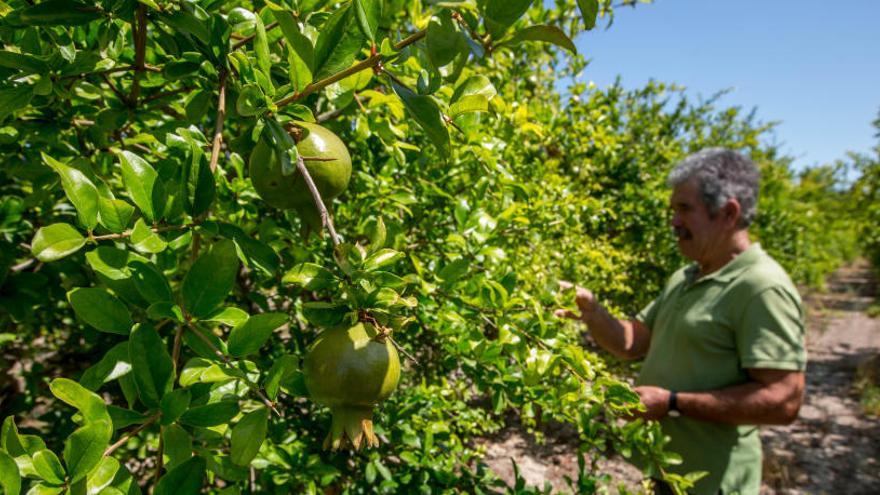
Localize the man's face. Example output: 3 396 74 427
669 179 729 263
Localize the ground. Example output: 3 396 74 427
481 262 880 494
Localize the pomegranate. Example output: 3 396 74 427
303 322 400 450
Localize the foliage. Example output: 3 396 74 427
0 0 866 494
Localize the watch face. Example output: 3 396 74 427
667 409 681 418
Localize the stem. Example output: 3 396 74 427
103 413 160 456
185 324 282 417
129 4 148 106
274 30 426 109
90 222 196 242
153 426 164 484
295 155 340 246
100 73 128 103
209 70 228 173
231 21 279 51
171 325 184 373
142 86 196 104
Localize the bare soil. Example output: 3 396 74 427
482 262 880 494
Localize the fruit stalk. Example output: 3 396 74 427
295 154 341 246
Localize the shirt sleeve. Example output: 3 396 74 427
737 285 806 371
636 297 660 330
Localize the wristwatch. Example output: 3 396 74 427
667 390 681 418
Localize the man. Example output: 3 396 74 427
557 148 806 494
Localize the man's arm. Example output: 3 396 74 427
555 281 652 360
633 368 805 424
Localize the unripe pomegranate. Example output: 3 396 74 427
249 121 352 231
304 322 400 450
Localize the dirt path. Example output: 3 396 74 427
482 262 880 494
760 262 880 494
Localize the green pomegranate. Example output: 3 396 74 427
249 121 352 230
304 322 400 450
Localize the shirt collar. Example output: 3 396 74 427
686 243 762 285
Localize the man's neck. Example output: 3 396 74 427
697 231 751 277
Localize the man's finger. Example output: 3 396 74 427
557 280 574 290
554 309 579 320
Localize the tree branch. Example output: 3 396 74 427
231 21 279 51
129 4 148 106
209 70 228 173
274 30 426 109
103 413 160 457
295 155 340 246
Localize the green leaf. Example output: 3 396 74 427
162 425 192 470
0 449 20 495
157 10 211 45
67 287 133 335
17 0 102 26
31 224 86 262
352 0 381 42
129 260 172 304
128 323 174 408
504 24 577 54
202 307 249 327
85 456 119 495
483 0 534 39
235 84 267 117
32 450 65 485
363 248 403 271
390 81 450 156
263 354 298 401
301 302 347 327
107 406 149 430
136 0 161 11
426 14 467 68
63 420 112 484
0 85 33 121
275 11 314 92
42 153 99 230
577 0 599 30
179 357 234 387
448 94 489 118
230 407 268 466
451 75 497 102
227 312 287 357
130 218 167 254
97 197 135 233
217 223 280 276
163 60 201 80
83 246 145 281
159 388 191 425
253 14 271 80
368 216 386 253
49 378 110 424
182 140 215 219
179 400 239 427
181 239 239 318
282 263 338 290
313 5 365 80
117 151 163 223
0 50 47 74
146 302 184 322
79 343 132 391
154 456 205 495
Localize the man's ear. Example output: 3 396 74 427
722 199 742 227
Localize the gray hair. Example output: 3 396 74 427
667 148 760 228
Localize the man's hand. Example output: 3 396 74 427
630 386 671 421
554 280 601 322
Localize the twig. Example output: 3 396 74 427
171 325 184 373
231 21 279 51
90 222 196 242
185 324 282 417
153 426 164 484
389 337 419 365
129 4 148 106
103 413 160 456
100 74 128 103
295 155 340 246
274 30 427 109
209 70 228 173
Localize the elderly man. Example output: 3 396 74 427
557 148 806 494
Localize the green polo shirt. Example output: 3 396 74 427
636 243 806 495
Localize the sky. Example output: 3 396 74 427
564 0 880 170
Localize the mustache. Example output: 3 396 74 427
673 227 692 240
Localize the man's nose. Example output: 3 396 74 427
670 213 683 227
